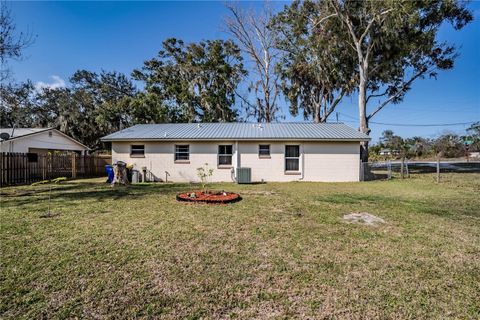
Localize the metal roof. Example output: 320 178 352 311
0 128 51 141
101 123 370 142
0 127 89 149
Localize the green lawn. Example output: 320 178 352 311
1 174 479 319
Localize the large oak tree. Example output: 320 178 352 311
132 38 246 123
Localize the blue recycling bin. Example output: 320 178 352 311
105 165 114 183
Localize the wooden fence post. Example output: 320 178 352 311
42 155 46 180
71 153 76 179
436 157 440 183
400 157 405 179
405 160 409 178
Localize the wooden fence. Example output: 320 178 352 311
0 153 112 187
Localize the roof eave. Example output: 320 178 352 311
101 137 371 142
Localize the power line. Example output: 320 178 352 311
369 121 475 127
337 113 477 127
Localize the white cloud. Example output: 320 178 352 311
35 75 66 91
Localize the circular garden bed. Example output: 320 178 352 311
176 191 241 204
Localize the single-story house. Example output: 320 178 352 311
101 123 370 183
0 128 89 155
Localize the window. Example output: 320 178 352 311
218 145 233 166
259 145 270 158
175 145 190 162
285 145 300 171
130 145 145 157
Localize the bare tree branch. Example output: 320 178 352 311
367 68 430 120
224 1 281 122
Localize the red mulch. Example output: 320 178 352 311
176 191 241 204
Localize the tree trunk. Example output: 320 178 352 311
313 99 321 123
358 67 370 162
313 112 320 123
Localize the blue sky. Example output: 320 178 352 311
7 1 480 142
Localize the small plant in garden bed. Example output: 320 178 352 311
196 163 214 194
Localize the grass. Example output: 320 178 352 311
1 173 479 319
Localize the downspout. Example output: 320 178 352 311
231 140 239 182
299 143 305 180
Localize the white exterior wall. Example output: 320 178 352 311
0 130 87 154
112 140 360 182
303 142 360 182
112 141 236 182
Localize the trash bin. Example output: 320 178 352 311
131 170 140 183
105 165 114 183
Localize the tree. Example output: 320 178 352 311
272 0 355 123
132 38 246 123
34 70 137 149
224 2 281 122
466 121 480 152
316 0 472 161
0 81 36 127
433 133 464 158
0 1 35 81
405 136 433 158
379 129 404 153
70 70 136 134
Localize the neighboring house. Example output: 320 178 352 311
101 123 370 182
469 151 480 159
0 128 89 155
379 148 400 156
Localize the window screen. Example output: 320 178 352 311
175 145 190 161
285 145 300 171
218 145 233 165
259 145 270 157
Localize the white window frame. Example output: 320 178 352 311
174 144 190 163
285 145 300 173
130 144 145 157
258 144 271 158
218 145 233 167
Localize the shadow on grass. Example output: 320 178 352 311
1 182 194 208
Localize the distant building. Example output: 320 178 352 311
469 151 480 159
379 148 400 156
0 128 89 155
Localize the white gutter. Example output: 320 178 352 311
101 138 370 142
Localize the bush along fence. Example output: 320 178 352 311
0 152 112 187
360 159 480 181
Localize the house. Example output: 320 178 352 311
379 148 400 156
101 123 370 183
0 128 89 155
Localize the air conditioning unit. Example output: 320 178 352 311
236 167 251 184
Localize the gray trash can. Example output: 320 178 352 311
131 170 140 183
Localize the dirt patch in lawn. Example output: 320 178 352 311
343 212 385 226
